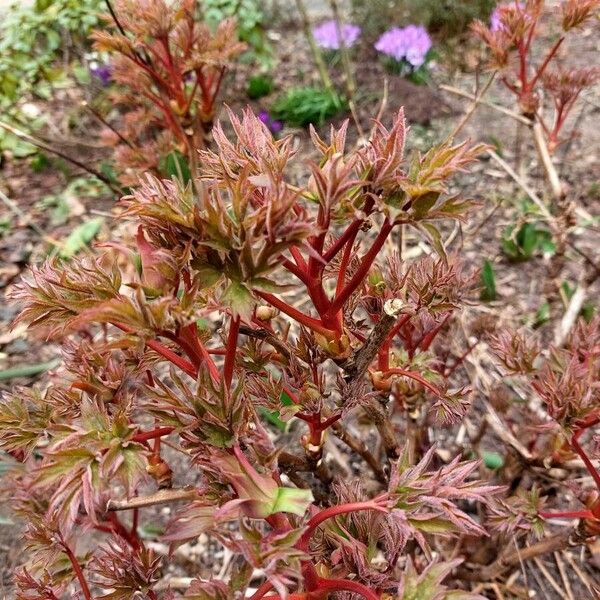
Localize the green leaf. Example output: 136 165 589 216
0 358 60 381
532 301 550 329
539 237 556 257
410 191 439 219
419 222 446 260
409 516 457 534
272 87 347 127
280 391 294 407
194 263 223 288
482 451 504 470
247 74 273 99
582 302 596 323
222 280 254 318
58 217 104 259
160 150 191 185
480 260 497 302
30 152 50 172
561 280 574 302
501 222 553 262
272 487 313 516
258 407 287 431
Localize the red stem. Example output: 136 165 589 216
264 592 309 600
161 329 202 370
133 427 175 443
381 368 442 396
444 341 478 376
377 313 413 371
336 226 358 298
377 344 390 372
290 246 308 270
146 338 197 376
256 292 336 337
539 509 594 520
303 561 320 592
518 39 528 94
327 220 394 317
106 512 142 551
113 323 197 377
530 37 564 89
297 497 388 550
571 431 600 493
249 580 275 600
207 67 226 114
208 347 227 355
61 539 92 600
308 206 329 280
316 577 379 600
179 323 220 382
417 313 450 352
131 507 139 537
281 257 331 318
384 313 412 344
281 257 311 284
323 220 361 263
224 315 241 390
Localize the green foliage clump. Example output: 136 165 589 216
0 0 102 156
0 0 102 105
203 0 273 66
247 74 274 99
501 222 555 262
271 87 347 127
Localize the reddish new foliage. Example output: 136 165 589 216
2 106 503 599
472 0 600 150
492 319 600 526
91 0 246 184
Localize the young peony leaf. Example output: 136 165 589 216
222 280 255 319
272 487 314 516
411 191 440 219
208 446 313 519
163 502 219 547
398 558 485 600
418 222 446 260
183 578 232 600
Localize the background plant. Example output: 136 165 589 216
375 25 434 83
90 0 246 185
472 0 600 184
0 0 103 155
203 0 274 69
464 0 600 346
484 322 600 578
271 86 347 127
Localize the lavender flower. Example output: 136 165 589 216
90 63 112 86
374 25 432 68
258 111 283 136
313 20 361 50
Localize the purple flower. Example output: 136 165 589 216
258 111 283 136
490 2 524 32
374 25 432 68
90 63 112 86
269 119 283 135
313 20 361 50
